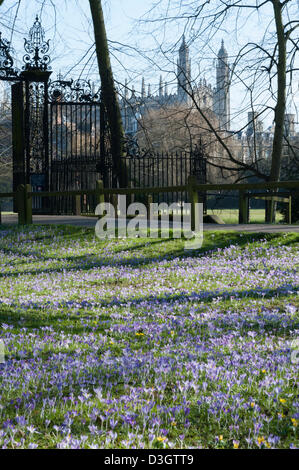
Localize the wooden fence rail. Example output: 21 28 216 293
0 179 299 227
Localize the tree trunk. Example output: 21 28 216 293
266 0 287 222
89 0 128 188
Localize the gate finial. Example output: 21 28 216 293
23 15 51 71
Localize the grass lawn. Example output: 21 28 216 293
207 209 284 224
0 225 298 449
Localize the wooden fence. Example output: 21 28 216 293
1 178 299 229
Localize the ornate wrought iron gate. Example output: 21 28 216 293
47 79 111 214
1 15 206 216
1 16 111 215
1 17 52 212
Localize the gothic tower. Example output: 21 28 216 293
214 40 230 130
177 35 191 104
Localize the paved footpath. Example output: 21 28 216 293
1 214 299 233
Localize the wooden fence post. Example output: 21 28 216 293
265 198 276 224
16 185 26 225
146 194 153 221
239 190 249 224
96 180 105 206
128 180 134 206
188 175 198 231
112 194 118 216
24 184 32 224
74 195 81 216
288 195 292 224
269 198 275 224
96 180 105 216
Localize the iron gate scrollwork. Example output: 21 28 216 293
23 15 51 72
2 15 112 215
0 32 19 80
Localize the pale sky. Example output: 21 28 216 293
0 0 298 130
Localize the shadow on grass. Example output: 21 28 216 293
0 231 294 280
0 283 297 332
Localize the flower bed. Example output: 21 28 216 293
0 226 298 449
